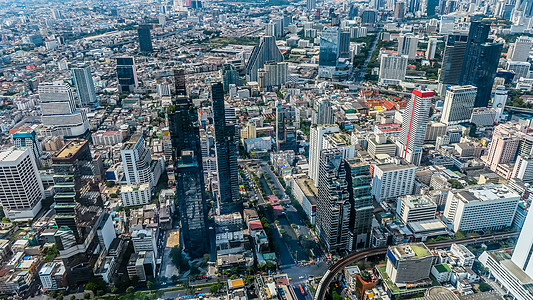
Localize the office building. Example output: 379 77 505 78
386 243 435 284
371 159 417 202
512 155 533 183
397 90 433 165
319 27 340 77
393 1 405 18
120 183 151 207
212 83 240 212
121 135 154 187
345 158 373 251
398 33 418 60
0 149 44 221
378 53 408 84
367 134 397 158
11 128 41 163
38 262 67 291
426 0 438 15
507 36 532 62
438 22 502 107
512 210 533 278
221 64 242 92
276 105 299 152
484 124 521 172
116 56 139 93
312 99 335 125
425 122 447 142
71 66 98 109
441 85 477 125
426 38 437 59
52 139 104 285
443 184 520 232
138 24 153 52
507 61 530 80
246 36 283 82
470 107 497 126
316 149 351 252
493 86 508 123
309 125 339 185
396 195 437 224
39 83 89 137
257 62 288 90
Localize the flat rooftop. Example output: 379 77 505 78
54 139 87 159
390 243 432 260
457 184 520 203
0 149 26 163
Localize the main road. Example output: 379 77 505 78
313 231 518 300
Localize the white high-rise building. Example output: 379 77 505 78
312 99 335 125
441 85 477 125
121 135 154 188
257 62 288 89
398 33 418 60
507 61 531 81
378 53 408 84
371 159 417 202
396 195 437 224
309 125 339 186
512 155 533 183
512 209 533 279
397 90 433 165
492 86 508 123
0 148 44 221
508 36 532 62
443 184 520 232
426 38 437 59
39 82 89 137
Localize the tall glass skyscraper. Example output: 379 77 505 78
168 70 209 258
345 158 373 251
438 22 502 107
116 56 138 93
138 24 153 52
212 82 240 213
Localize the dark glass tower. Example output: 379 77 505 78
439 22 502 107
138 24 153 52
212 82 240 213
116 57 138 93
221 64 242 92
276 105 298 152
246 36 283 81
168 70 209 258
345 158 373 251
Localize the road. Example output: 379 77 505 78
350 27 381 83
313 231 519 300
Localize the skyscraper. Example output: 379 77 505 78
439 22 502 107
212 82 240 213
246 36 283 82
426 38 437 59
393 1 405 18
39 82 89 138
52 139 104 284
309 125 339 186
426 0 439 15
168 70 209 258
221 64 242 92
312 99 334 125
121 135 154 188
72 66 98 109
316 149 351 252
398 33 418 60
116 56 139 94
397 90 433 165
0 148 44 221
345 158 373 251
257 62 288 90
515 0 533 18
319 27 340 77
492 86 508 123
379 53 408 84
138 24 153 52
484 124 521 172
441 85 477 125
276 104 299 152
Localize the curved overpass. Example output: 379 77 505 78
313 232 518 300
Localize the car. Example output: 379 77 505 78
197 288 202 291
177 284 182 287
299 276 304 279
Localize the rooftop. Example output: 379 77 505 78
457 184 520 203
54 139 87 159
390 243 432 260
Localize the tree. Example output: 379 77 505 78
85 277 107 292
147 280 154 290
105 181 116 188
478 282 492 292
126 286 135 294
70 296 76 300
83 294 91 300
332 290 343 300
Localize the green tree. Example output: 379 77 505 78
83 294 91 300
332 290 343 300
147 280 154 290
70 296 76 300
126 286 135 294
478 282 492 292
85 277 107 292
